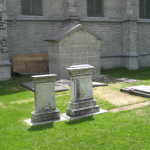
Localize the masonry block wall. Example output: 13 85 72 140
0 0 7 52
4 0 150 74
0 0 11 81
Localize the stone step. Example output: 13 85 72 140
66 105 100 117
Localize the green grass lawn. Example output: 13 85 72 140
0 68 150 150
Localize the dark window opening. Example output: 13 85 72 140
140 0 150 18
87 0 104 17
21 0 43 16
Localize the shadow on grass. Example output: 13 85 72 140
0 76 32 96
65 116 95 125
28 123 54 132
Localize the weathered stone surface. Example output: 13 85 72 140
62 109 107 120
31 109 60 123
67 106 100 117
66 64 100 117
31 74 60 124
0 0 11 81
121 85 150 98
46 24 101 80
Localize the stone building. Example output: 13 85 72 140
0 0 150 80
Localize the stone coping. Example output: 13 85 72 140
32 74 57 82
45 24 101 41
67 64 94 70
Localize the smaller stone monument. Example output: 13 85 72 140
66 64 100 117
30 74 60 124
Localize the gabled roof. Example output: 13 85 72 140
45 24 101 42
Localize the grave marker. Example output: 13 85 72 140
31 74 60 124
66 64 100 117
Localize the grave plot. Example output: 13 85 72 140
121 85 150 98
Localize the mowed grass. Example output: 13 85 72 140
0 68 150 150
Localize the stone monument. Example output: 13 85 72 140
66 64 100 117
31 74 60 124
0 0 11 81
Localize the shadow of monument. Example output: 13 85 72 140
65 116 95 125
27 123 54 132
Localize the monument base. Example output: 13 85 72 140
63 109 107 120
66 99 100 117
31 109 60 123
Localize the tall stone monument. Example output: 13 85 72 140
31 74 60 124
66 64 100 117
0 0 11 81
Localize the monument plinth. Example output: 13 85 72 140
31 74 60 124
66 64 100 117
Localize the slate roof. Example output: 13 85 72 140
45 24 101 41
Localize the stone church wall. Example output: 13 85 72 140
3 0 150 72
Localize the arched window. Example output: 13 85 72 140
21 0 43 16
87 0 104 17
139 0 150 18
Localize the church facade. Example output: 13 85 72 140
0 0 150 80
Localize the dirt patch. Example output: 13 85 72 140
134 109 145 116
109 101 150 112
11 87 20 92
10 98 34 104
0 101 5 108
56 94 69 97
94 86 146 106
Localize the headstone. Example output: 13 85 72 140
66 64 100 117
31 74 60 124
